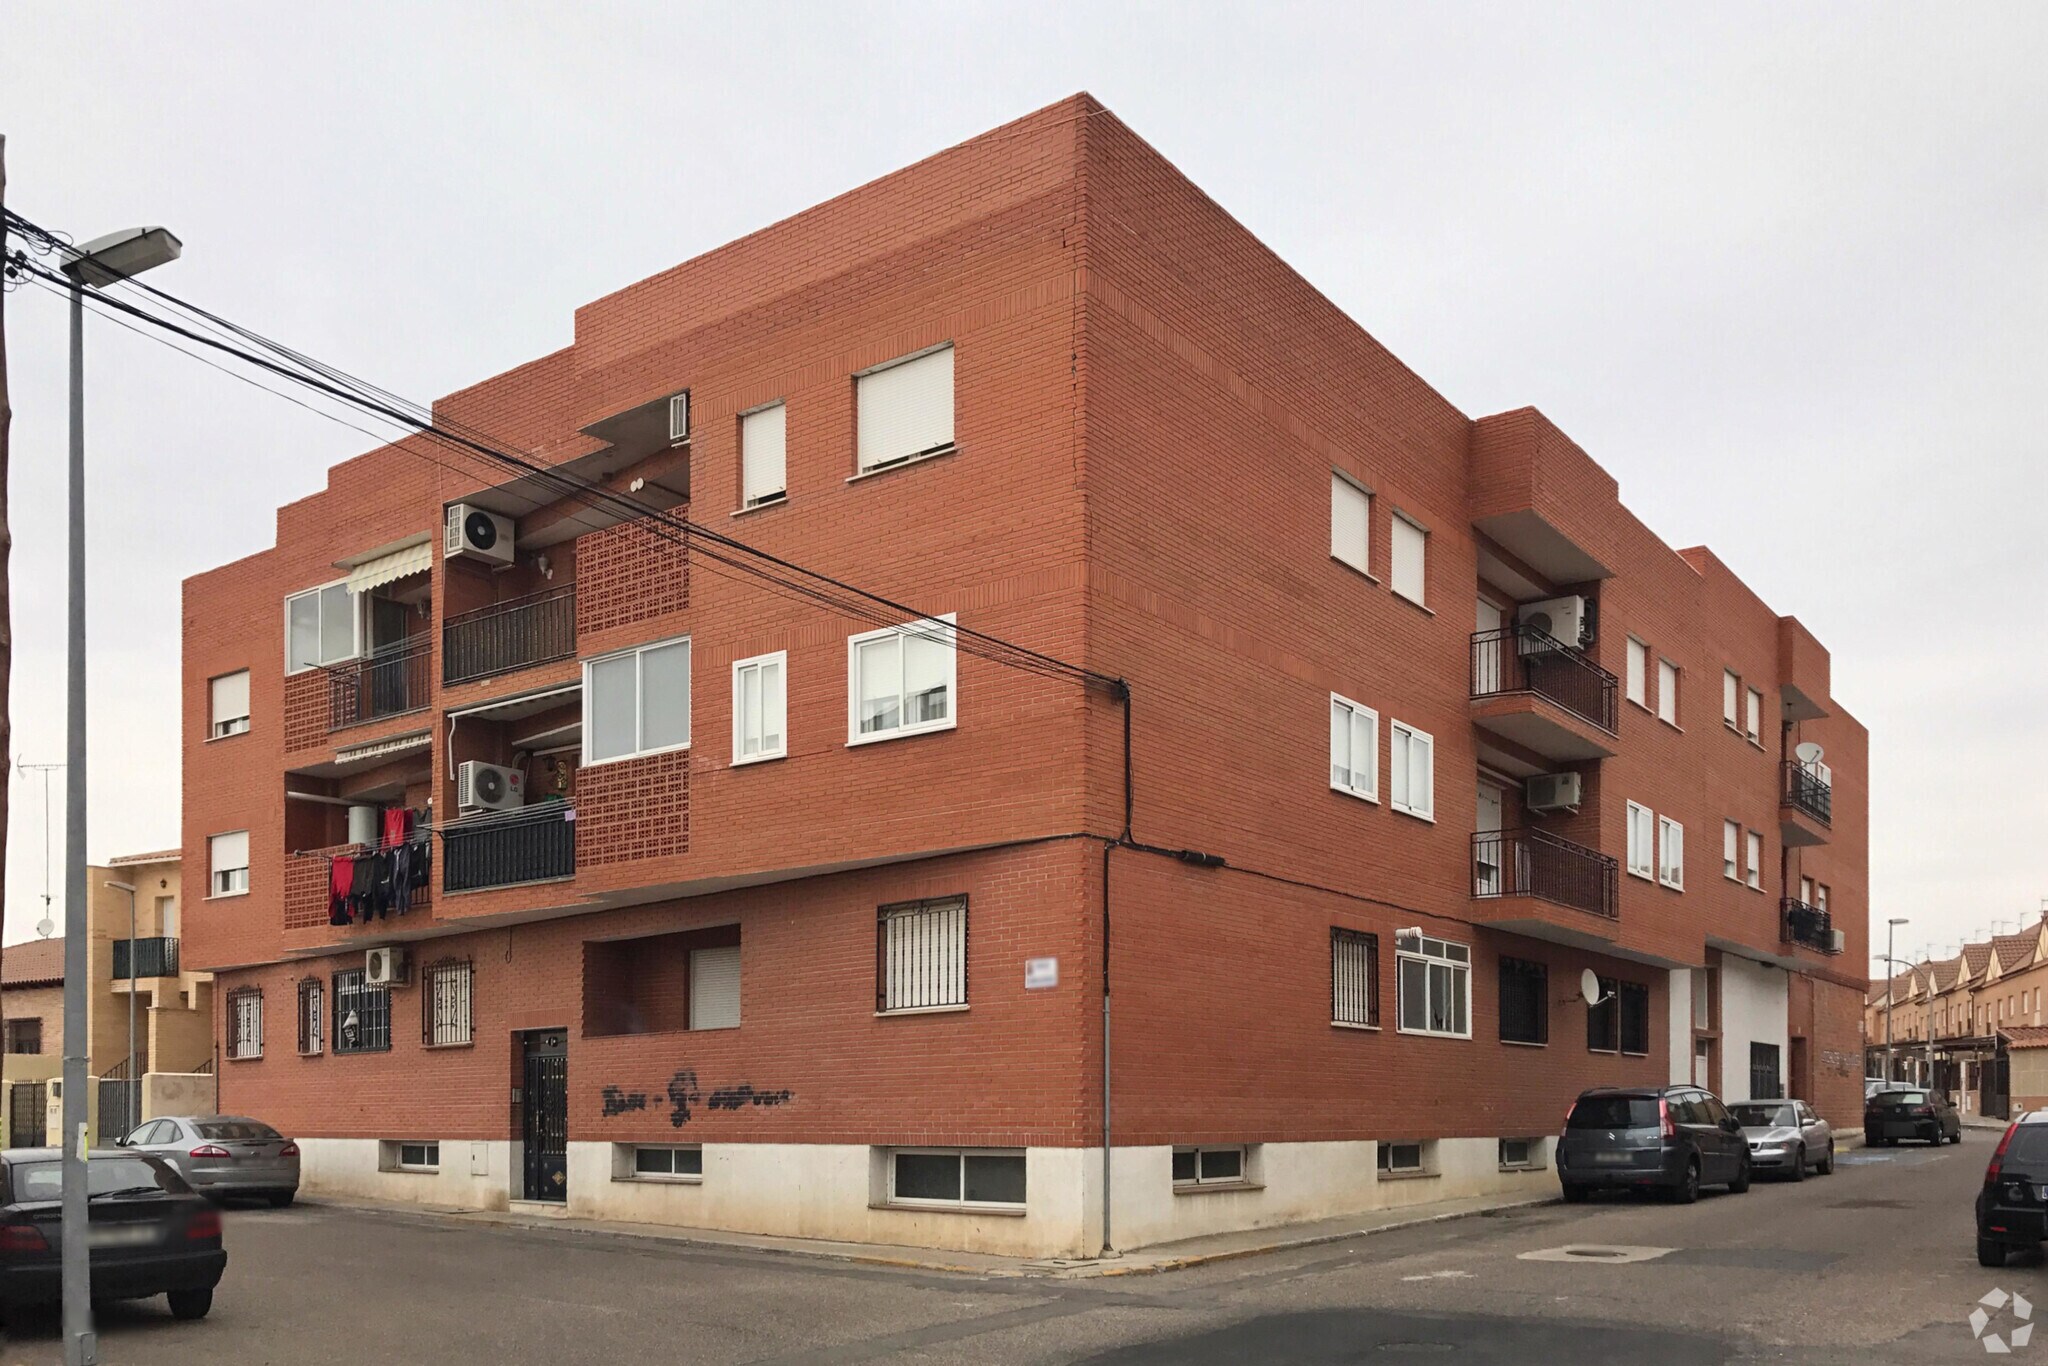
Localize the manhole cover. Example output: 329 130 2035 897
1518 1244 1675 1264
1828 1198 1910 1210
1374 1344 1456 1355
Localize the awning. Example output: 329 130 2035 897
343 536 432 594
333 730 432 766
446 682 580 724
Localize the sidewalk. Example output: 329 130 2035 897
294 1188 1556 1280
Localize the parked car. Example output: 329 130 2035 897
1863 1088 1962 1146
0 1148 225 1320
1557 1086 1751 1204
119 1116 300 1207
1729 1098 1834 1179
1978 1112 2048 1266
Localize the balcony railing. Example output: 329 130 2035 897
1470 627 1618 734
1781 898 1841 954
1472 828 1620 920
327 639 431 730
1782 760 1833 826
444 584 576 686
442 803 576 893
112 936 179 980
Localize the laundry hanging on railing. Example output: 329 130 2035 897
327 807 433 927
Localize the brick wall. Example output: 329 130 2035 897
577 749 689 868
1 985 61 1056
575 505 689 640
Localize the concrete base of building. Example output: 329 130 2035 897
296 1136 1564 1258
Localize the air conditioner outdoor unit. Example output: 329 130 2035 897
668 392 691 444
1826 929 1847 954
1517 595 1590 651
365 946 409 987
444 503 514 566
1525 771 1583 814
457 760 525 813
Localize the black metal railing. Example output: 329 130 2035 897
1472 828 1620 920
1469 626 1618 734
1781 760 1833 826
442 804 576 893
1780 898 1840 954
443 584 577 685
112 936 180 980
327 639 431 729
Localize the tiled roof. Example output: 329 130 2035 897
1962 941 1996 979
1993 932 2039 973
2003 1025 2048 1051
0 938 64 987
104 849 179 868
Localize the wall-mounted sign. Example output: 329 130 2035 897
1025 957 1059 990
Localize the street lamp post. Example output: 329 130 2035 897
104 880 137 1124
57 225 180 1366
1883 918 1909 1085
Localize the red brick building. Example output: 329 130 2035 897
182 95 1868 1256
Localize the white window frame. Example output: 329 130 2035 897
1498 1137 1544 1171
209 830 249 898
1723 819 1740 881
739 400 788 509
1745 686 1763 743
885 1147 1026 1211
1330 471 1372 576
284 580 359 675
1329 694 1379 802
1395 934 1470 1039
1626 638 1648 707
1722 670 1740 728
1746 830 1764 890
1625 802 1654 880
619 1144 704 1183
1658 816 1685 890
1172 1145 1251 1188
1388 720 1434 822
228 991 263 1060
731 651 788 765
1390 512 1428 606
1657 658 1680 725
847 614 957 746
854 344 956 475
209 669 251 739
392 1141 440 1173
582 635 693 766
1377 1140 1431 1176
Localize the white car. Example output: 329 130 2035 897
1729 1099 1834 1179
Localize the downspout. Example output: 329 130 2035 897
1102 680 1132 1257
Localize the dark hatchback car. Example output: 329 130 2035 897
1979 1113 2048 1266
1864 1087 1963 1146
1557 1086 1752 1204
0 1149 225 1320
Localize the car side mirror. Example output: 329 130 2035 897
1721 1117 1740 1133
112 1138 126 1147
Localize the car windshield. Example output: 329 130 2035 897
1732 1103 1796 1127
10 1157 188 1202
1869 1091 1929 1108
1567 1096 1661 1129
196 1121 280 1141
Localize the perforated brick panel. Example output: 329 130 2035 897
282 670 329 754
576 748 690 868
576 506 689 640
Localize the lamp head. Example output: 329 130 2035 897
61 226 182 287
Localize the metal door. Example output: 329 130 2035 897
8 1083 46 1148
97 1078 140 1145
1981 1055 2010 1121
521 1029 568 1202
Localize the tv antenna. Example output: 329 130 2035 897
16 759 63 937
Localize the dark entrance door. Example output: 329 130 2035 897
1981 1053 2011 1121
521 1029 568 1202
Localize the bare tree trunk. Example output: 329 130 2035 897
0 133 14 1112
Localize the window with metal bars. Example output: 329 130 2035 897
1498 957 1548 1045
1330 928 1379 1027
297 978 323 1055
226 987 263 1060
423 960 474 1047
333 968 391 1054
876 897 967 1012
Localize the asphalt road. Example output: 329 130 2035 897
0 1133 2018 1365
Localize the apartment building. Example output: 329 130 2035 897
182 95 1868 1257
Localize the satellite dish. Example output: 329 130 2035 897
1580 969 1602 1006
1795 741 1825 765
34 918 53 939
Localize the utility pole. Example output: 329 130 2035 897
0 135 13 1130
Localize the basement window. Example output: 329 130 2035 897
1172 1146 1251 1188
386 1141 439 1173
618 1144 703 1183
886 1148 1025 1211
1377 1141 1432 1178
1499 1138 1545 1171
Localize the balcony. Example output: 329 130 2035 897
442 804 576 894
326 640 431 730
444 584 576 687
1469 628 1619 765
1780 760 1832 847
1780 899 1841 955
111 937 179 980
1474 829 1619 918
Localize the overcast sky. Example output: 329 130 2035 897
1 4 2042 969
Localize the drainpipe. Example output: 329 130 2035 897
1101 837 1113 1257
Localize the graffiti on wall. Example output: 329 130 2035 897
595 1069 795 1128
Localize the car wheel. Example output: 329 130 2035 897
1672 1158 1701 1204
267 1189 296 1209
1788 1146 1807 1181
1817 1143 1835 1175
1952 1129 1965 1145
167 1287 213 1321
1980 1237 2010 1269
1728 1155 1752 1194
1560 1183 1590 1204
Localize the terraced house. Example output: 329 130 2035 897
1867 922 2048 1117
182 95 1869 1257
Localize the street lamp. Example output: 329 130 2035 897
103 881 137 1128
57 225 180 1366
1882 918 1910 1085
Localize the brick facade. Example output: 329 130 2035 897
182 95 1869 1253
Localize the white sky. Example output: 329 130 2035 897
1 3 2042 970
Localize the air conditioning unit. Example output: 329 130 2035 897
1827 929 1847 954
1517 595 1590 651
1525 771 1583 814
365 946 409 987
457 760 525 813
444 504 514 566
668 392 691 444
